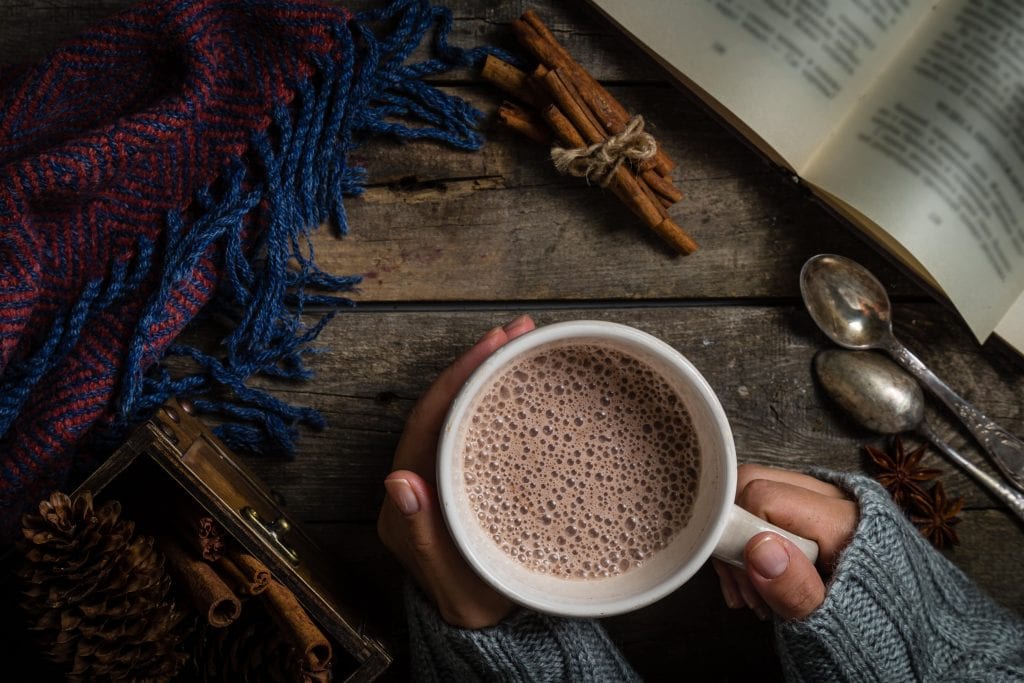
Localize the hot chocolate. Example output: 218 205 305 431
456 342 700 579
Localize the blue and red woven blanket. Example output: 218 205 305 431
0 0 499 541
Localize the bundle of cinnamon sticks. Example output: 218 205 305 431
484 10 696 255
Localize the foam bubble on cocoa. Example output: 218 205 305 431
458 343 700 579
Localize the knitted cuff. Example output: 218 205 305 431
404 582 641 683
775 471 1024 682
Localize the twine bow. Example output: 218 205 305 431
550 115 657 187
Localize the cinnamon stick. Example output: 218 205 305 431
481 54 545 109
636 172 670 221
262 579 332 673
653 217 698 255
514 9 676 176
159 537 241 627
510 15 570 80
643 164 684 203
216 547 271 596
542 68 605 146
541 103 585 150
497 101 552 145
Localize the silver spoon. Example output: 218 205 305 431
800 253 1024 492
814 349 1024 523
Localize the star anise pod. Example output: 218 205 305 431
909 481 964 549
864 436 942 509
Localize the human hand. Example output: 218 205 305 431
377 315 535 629
712 464 858 620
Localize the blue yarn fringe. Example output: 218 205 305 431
95 0 517 457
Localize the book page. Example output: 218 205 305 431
805 0 1024 343
587 0 933 170
996 292 1024 351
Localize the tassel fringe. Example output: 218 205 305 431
90 0 514 457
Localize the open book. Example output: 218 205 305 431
586 0 1024 354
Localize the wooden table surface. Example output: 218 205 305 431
4 1 1024 681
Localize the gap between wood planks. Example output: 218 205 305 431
299 296 935 314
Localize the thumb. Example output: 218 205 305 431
744 532 825 620
383 470 512 628
384 470 450 562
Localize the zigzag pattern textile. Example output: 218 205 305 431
0 0 499 541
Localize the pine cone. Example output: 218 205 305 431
19 491 192 681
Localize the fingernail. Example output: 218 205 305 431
754 605 772 621
503 314 531 334
479 325 503 343
385 478 420 516
748 536 790 579
720 583 741 609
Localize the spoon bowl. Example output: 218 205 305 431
813 350 922 434
814 349 1024 522
799 254 894 350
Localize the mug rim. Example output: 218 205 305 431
437 320 737 617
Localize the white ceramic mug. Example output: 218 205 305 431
437 320 818 617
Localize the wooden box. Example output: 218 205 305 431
68 397 392 682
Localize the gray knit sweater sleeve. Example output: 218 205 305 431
404 583 641 682
404 471 1024 682
776 470 1024 682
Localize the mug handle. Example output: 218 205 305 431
711 504 819 568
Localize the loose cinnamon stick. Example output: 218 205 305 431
262 579 332 673
216 547 271 596
159 537 241 627
497 101 552 145
514 10 676 176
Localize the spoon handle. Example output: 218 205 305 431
889 342 1024 493
918 423 1024 524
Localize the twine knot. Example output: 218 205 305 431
550 115 657 187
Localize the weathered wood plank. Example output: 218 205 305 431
220 305 1024 524
0 1 693 84
321 85 921 303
